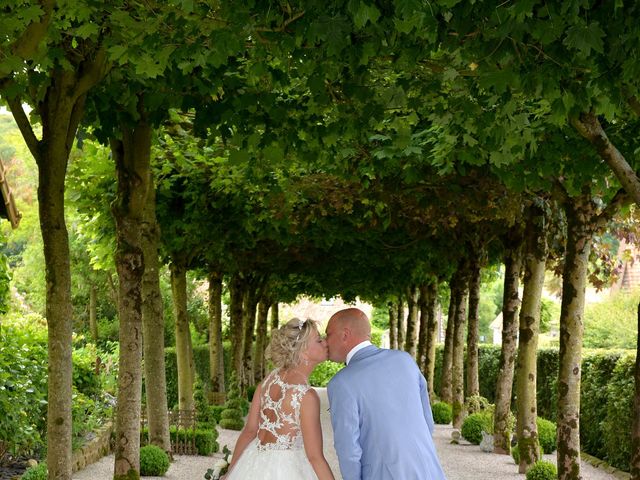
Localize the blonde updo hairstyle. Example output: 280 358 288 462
266 317 318 370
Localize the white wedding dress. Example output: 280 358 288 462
226 369 318 479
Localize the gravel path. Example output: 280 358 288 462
73 388 622 479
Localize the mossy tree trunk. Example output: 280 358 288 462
417 283 430 370
388 301 398 349
7 55 107 479
422 280 439 399
451 264 470 429
141 173 170 454
440 283 457 403
171 262 195 412
397 297 406 351
242 277 264 391
404 285 419 358
632 301 640 479
111 107 152 480
270 301 279 332
253 298 270 384
515 206 547 473
208 270 225 405
493 227 524 454
466 255 481 397
229 274 246 382
557 196 594 480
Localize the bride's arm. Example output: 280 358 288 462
223 383 262 477
300 389 335 480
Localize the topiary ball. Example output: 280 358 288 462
432 402 453 425
220 408 243 420
140 445 170 476
525 460 557 480
219 417 245 431
536 418 557 454
21 463 47 480
461 412 492 445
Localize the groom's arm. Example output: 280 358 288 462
328 377 362 480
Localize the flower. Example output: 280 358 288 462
204 445 232 480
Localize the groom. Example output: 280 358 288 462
325 308 446 480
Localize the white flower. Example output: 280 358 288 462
214 459 228 469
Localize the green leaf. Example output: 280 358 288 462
352 2 381 29
564 22 605 56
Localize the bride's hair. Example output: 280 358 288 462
266 317 318 369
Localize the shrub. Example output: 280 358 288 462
220 408 242 420
218 373 245 431
464 395 490 415
219 418 245 431
536 418 556 454
511 444 519 464
461 412 492 445
169 428 218 456
139 445 170 476
208 405 226 424
21 463 47 480
525 461 557 480
310 361 343 387
432 402 453 425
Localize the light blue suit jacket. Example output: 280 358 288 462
327 345 446 480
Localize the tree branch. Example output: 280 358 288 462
5 95 40 161
595 188 629 231
571 112 640 206
74 46 111 101
255 10 306 33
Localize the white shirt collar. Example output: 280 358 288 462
346 340 373 365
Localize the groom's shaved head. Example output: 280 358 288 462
330 308 371 341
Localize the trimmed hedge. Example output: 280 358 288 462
461 412 492 445
525 460 557 480
140 445 170 476
434 345 635 472
432 402 453 425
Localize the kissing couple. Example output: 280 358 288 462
222 307 447 480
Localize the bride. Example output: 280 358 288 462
223 318 335 480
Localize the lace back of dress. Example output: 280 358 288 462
257 370 309 451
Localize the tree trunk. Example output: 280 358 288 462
451 266 469 429
397 298 406 352
440 284 457 403
208 270 225 405
253 298 270 384
515 206 547 473
171 263 195 412
423 280 439 400
466 257 481 397
557 198 594 480
404 285 419 358
388 301 398 349
111 110 151 480
141 173 170 454
89 283 98 342
270 301 279 332
242 285 259 391
229 274 246 384
632 301 640 479
493 229 523 454
417 283 430 370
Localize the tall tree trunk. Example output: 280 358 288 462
171 263 195 412
466 256 481 397
241 284 260 391
111 109 151 480
632 301 640 479
229 275 245 383
141 173 170 454
388 301 398 349
270 301 279 332
397 297 406 352
451 265 469 429
440 284 457 403
253 298 270 384
557 197 595 480
493 229 524 454
515 206 547 473
422 280 439 400
404 285 419 358
208 270 225 405
5 49 106 480
417 283 430 370
89 283 98 342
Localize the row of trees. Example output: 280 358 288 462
3 1 640 480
